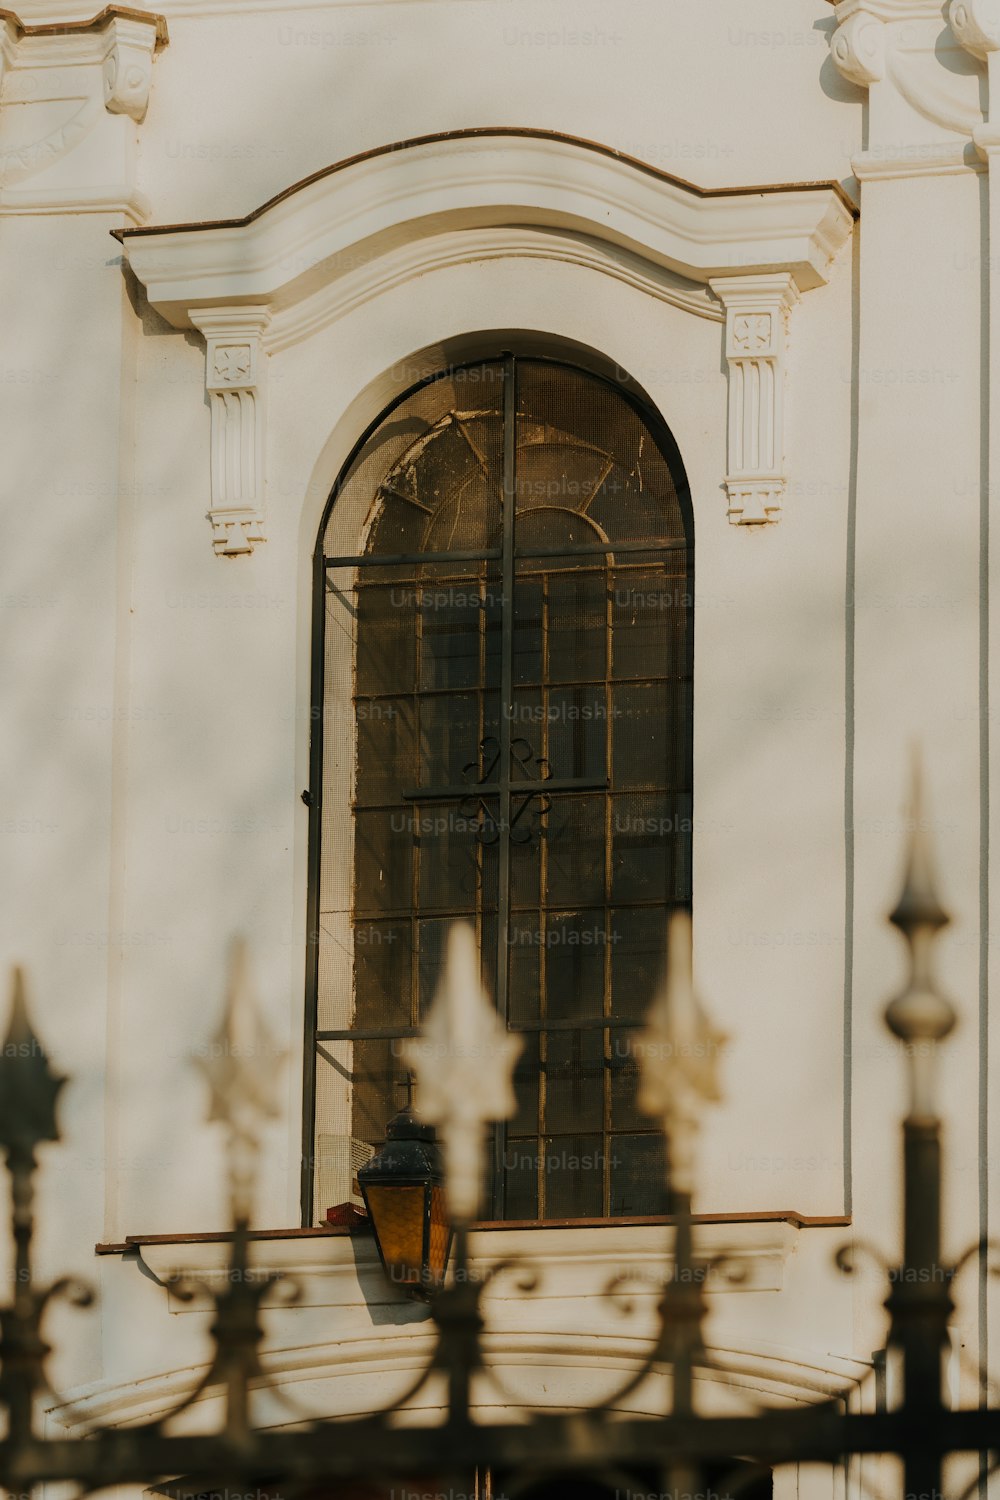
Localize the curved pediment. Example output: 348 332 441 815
116 128 856 328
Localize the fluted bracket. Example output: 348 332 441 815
190 308 270 556
709 274 799 525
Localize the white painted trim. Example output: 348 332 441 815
851 144 984 177
135 1220 801 1312
0 185 152 219
47 1323 871 1433
266 226 723 356
119 133 855 329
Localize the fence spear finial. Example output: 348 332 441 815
885 753 955 1121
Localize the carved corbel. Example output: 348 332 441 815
950 0 1000 60
950 0 1000 156
190 309 271 557
708 275 799 526
830 7 887 88
101 13 159 122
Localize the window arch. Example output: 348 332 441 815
304 355 693 1225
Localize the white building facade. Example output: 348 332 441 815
0 0 996 1495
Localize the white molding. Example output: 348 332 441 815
0 10 162 211
135 1219 801 1313
0 183 151 219
101 13 158 122
189 307 270 556
709 274 799 527
268 225 724 355
49 1226 868 1432
950 0 1000 60
46 1322 872 1435
118 132 853 539
830 10 887 86
118 133 855 329
851 142 983 177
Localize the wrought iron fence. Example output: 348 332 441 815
0 776 997 1500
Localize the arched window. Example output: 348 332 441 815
304 356 693 1225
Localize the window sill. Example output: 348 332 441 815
95 1212 849 1313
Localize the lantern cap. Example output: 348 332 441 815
385 1103 436 1144
358 1106 444 1187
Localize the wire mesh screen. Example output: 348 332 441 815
311 358 692 1222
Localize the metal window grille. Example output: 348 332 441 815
305 356 694 1224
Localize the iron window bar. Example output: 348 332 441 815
310 354 694 1224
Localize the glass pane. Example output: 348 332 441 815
611 792 676 904
611 907 666 1023
545 796 606 907
510 810 543 909
544 911 608 1022
613 681 672 788
417 917 452 1019
355 698 416 807
547 572 607 682
611 569 679 680
510 1032 540 1138
355 584 416 697
513 577 543 686
420 416 504 553
349 1038 409 1150
544 1030 605 1134
516 440 610 519
609 1133 670 1217
542 1133 603 1218
352 921 412 1032
547 685 608 783
419 579 483 691
416 808 479 912
417 690 479 790
504 1143 538 1220
509 917 542 1024
610 1027 642 1132
365 488 426 557
354 809 412 918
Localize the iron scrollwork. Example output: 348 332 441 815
2 771 1000 1498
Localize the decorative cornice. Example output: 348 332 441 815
0 5 166 43
114 131 853 540
114 129 856 327
851 141 984 177
0 5 165 214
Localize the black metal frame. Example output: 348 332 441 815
302 352 695 1228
